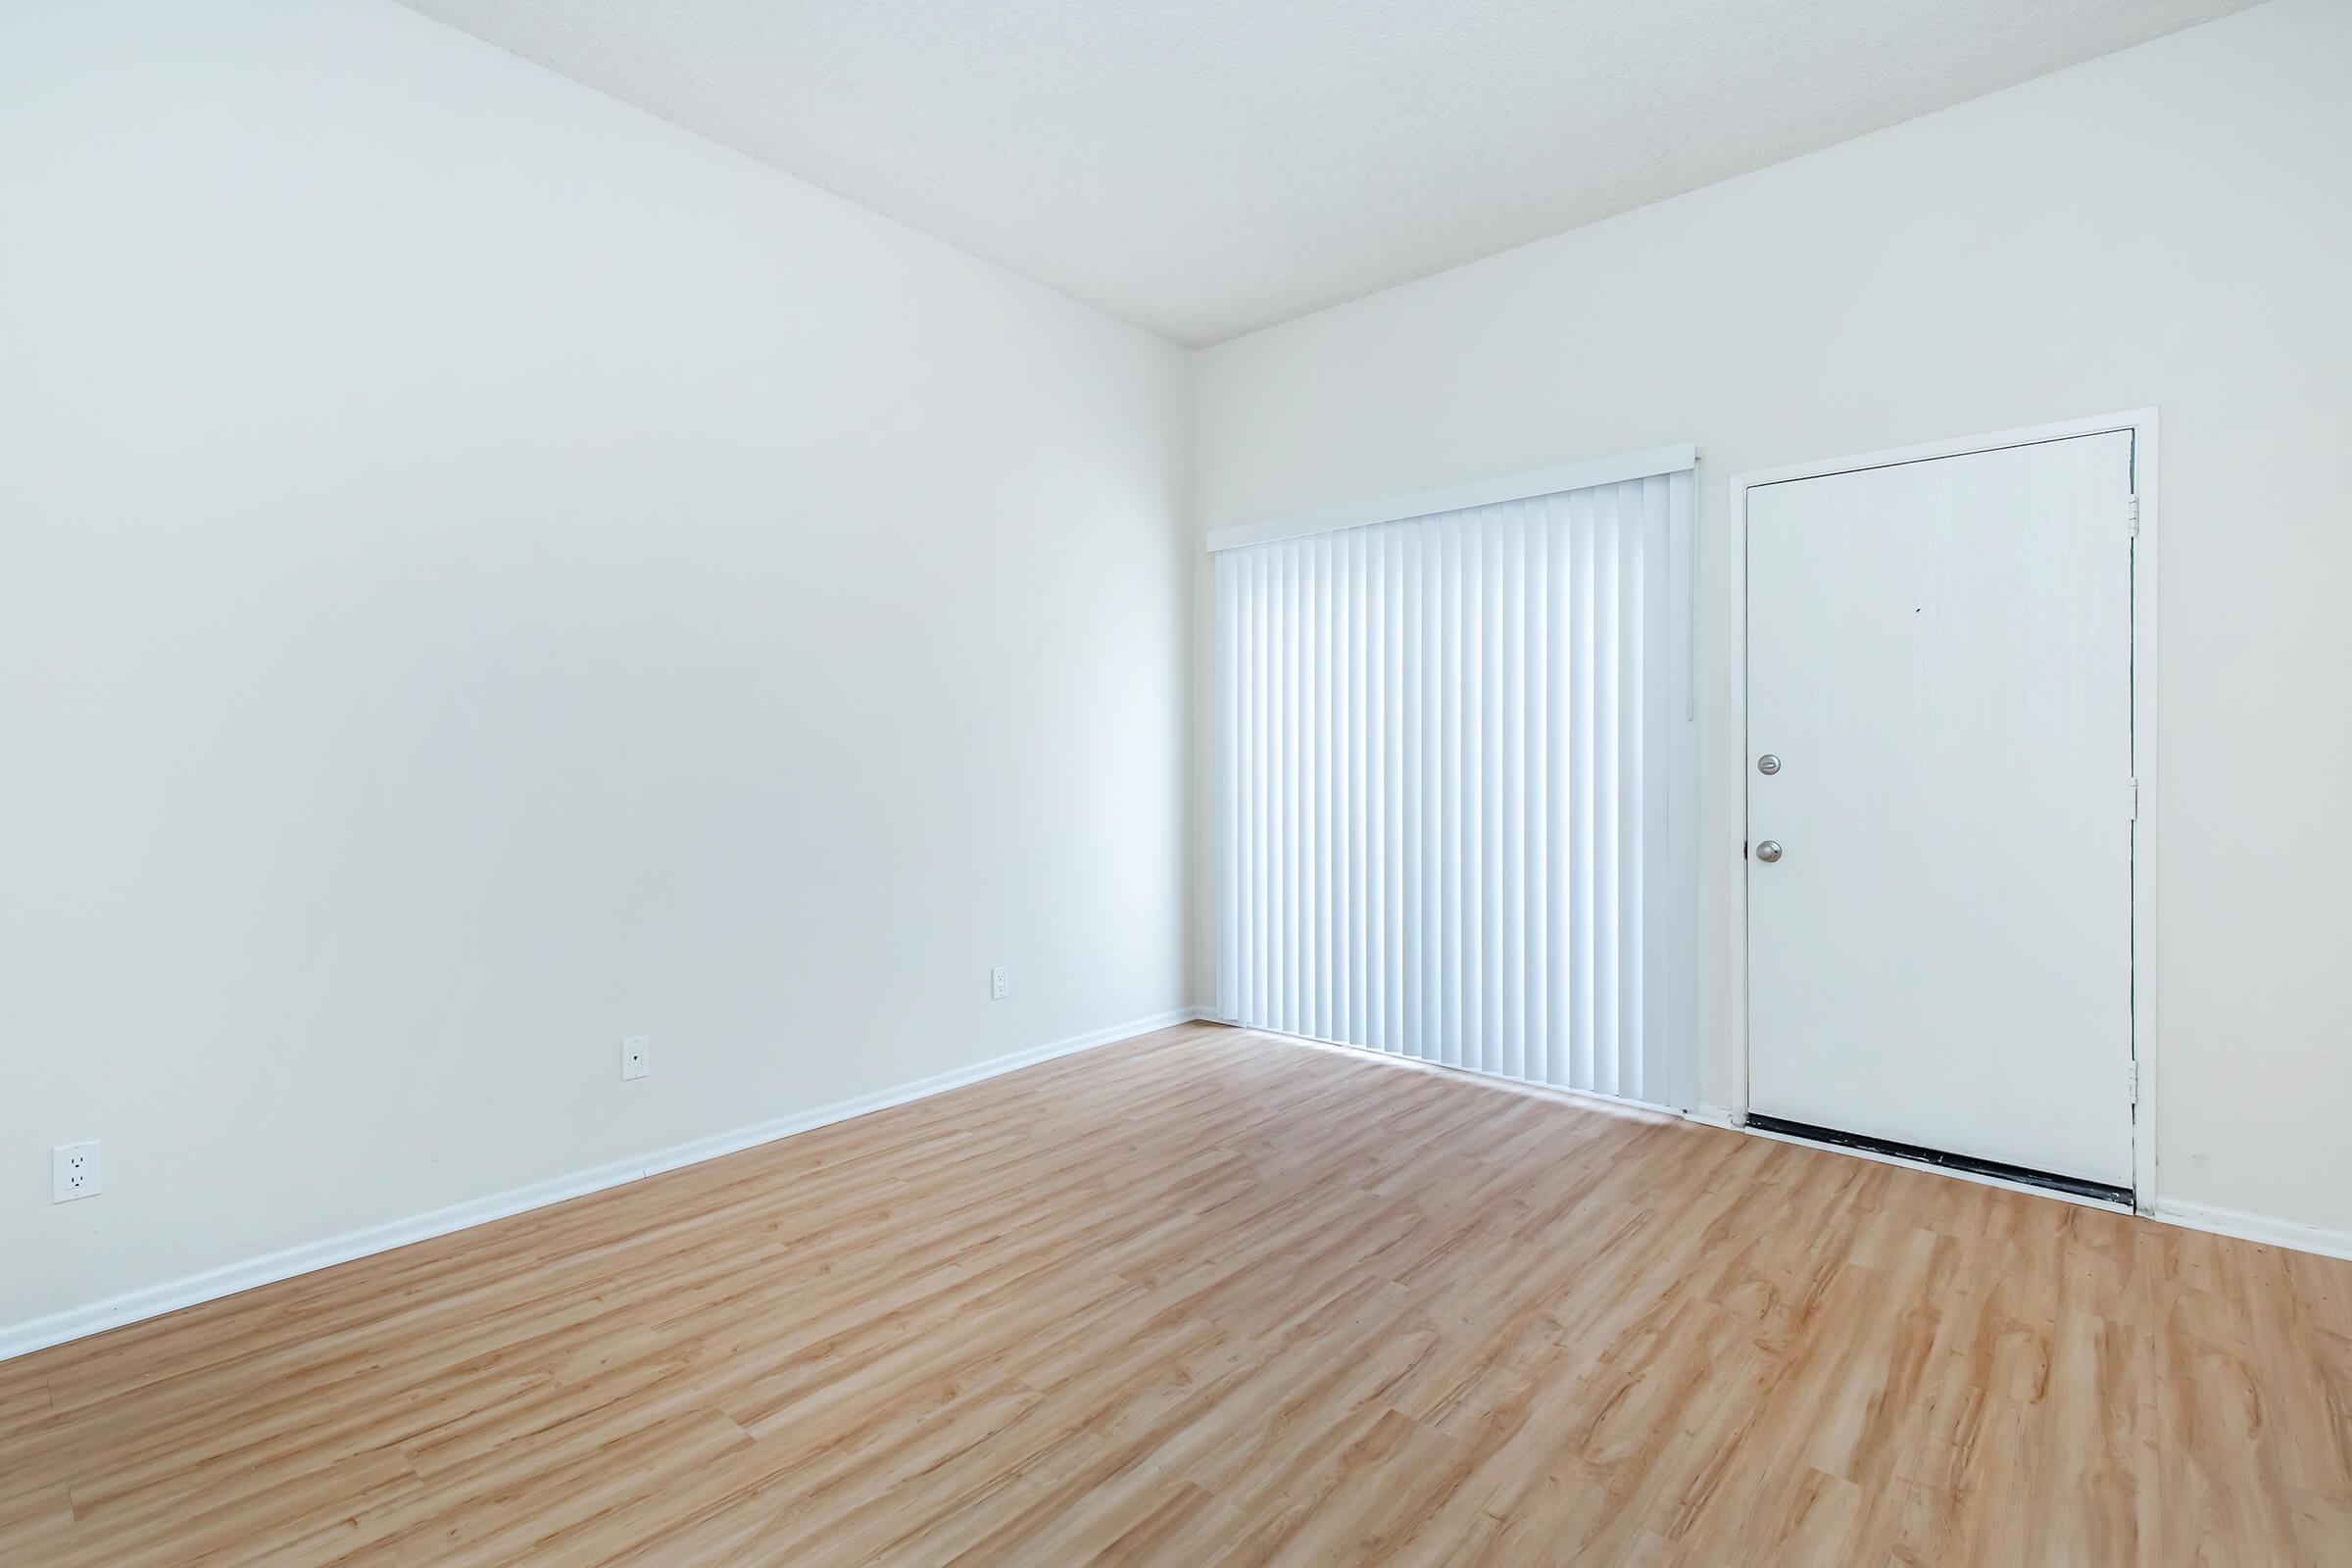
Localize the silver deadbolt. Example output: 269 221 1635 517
1755 840 1784 862
1756 754 1782 775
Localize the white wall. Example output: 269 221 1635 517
0 0 1190 1335
1194 0 2352 1238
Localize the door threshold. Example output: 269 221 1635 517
1743 1114 2133 1208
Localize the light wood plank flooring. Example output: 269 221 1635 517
4 1021 2348 1565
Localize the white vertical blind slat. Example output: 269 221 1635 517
1250 546 1268 1030
1216 549 1239 1018
1594 490 1621 1098
1571 490 1596 1093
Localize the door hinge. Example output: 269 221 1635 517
2128 1058 2139 1104
2127 496 2140 537
2127 778 2139 820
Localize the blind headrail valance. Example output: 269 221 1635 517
1204 442 1696 554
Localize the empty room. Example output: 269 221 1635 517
5 0 2349 1563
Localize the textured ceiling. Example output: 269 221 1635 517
396 0 2260 345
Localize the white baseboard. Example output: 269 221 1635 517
1262 1032 1683 1121
2150 1199 2352 1262
22 1014 2331 1366
0 1007 1204 1365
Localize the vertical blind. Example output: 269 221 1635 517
1212 464 1696 1107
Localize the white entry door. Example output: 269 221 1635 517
1746 432 2136 1193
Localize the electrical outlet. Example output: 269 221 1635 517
53 1141 101 1203
620 1036 650 1081
990 965 1009 1001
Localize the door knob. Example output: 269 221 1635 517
1755 840 1783 862
1757 754 1782 775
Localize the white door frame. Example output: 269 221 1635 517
1728 410 2160 1211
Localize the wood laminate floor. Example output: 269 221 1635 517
4 1021 2348 1566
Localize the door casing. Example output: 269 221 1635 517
1726 410 2160 1213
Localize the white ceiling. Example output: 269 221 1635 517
397 0 2258 346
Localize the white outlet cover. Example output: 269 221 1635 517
990 965 1009 1000
621 1035 650 1080
53 1141 101 1203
